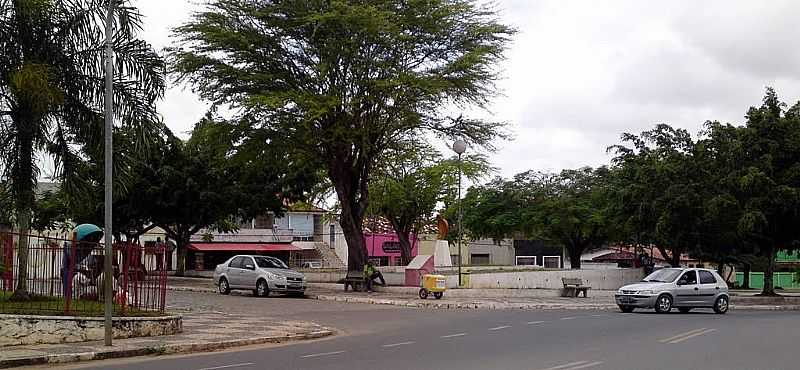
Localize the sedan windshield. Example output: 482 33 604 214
642 268 682 283
254 256 288 269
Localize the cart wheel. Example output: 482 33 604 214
433 292 443 300
419 288 429 299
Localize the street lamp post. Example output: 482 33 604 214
103 0 115 347
452 139 466 287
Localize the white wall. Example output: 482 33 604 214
463 268 644 290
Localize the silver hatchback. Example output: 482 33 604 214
615 268 729 314
213 255 306 297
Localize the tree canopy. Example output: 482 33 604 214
169 0 514 271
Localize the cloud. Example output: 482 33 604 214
135 0 800 177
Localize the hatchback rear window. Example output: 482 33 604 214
699 270 717 284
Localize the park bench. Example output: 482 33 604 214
561 277 591 298
342 270 366 292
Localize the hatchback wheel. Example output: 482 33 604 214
218 277 230 295
655 294 672 313
255 279 270 298
713 296 729 314
618 305 634 313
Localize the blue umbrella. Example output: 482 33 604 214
73 224 103 242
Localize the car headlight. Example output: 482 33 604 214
264 272 278 279
637 290 654 295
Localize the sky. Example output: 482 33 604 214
135 0 800 178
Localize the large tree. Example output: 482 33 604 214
169 0 514 271
0 0 164 299
370 143 492 265
607 124 704 267
706 90 800 295
135 117 318 275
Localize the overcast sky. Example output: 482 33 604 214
136 0 800 178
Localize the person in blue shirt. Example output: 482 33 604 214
61 224 103 298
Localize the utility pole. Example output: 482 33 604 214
452 139 466 287
103 0 115 347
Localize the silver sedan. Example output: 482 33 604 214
615 268 730 314
213 255 306 297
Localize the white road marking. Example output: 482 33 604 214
538 361 587 370
488 325 512 331
560 316 577 320
382 341 415 348
301 351 346 359
668 328 717 344
567 361 604 369
590 314 606 317
659 328 709 343
527 320 545 325
440 332 467 338
197 363 255 370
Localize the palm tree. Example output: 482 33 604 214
0 0 164 300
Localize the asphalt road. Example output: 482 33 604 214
49 291 800 370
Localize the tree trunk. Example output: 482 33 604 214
338 204 366 271
10 209 31 300
10 114 35 301
742 263 751 289
396 230 413 266
328 161 368 272
567 242 582 269
175 236 189 277
761 245 777 296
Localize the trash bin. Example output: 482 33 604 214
460 270 470 288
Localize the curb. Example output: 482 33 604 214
309 294 800 312
0 330 333 369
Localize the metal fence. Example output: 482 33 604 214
0 232 167 315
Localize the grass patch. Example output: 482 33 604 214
0 291 165 317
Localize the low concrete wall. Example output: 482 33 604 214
0 314 182 347
462 268 644 290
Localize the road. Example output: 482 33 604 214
50 291 800 370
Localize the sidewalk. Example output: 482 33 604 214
0 310 332 368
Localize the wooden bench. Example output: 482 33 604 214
561 277 591 298
342 270 366 292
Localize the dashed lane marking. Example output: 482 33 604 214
382 341 415 348
668 328 717 344
527 320 545 325
658 328 709 343
488 325 512 331
440 333 467 338
301 351 346 359
197 363 255 370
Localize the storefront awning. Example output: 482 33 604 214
189 243 301 252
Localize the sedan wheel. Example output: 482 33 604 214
218 277 230 295
714 296 729 314
655 294 672 313
256 279 270 298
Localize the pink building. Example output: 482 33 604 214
364 232 418 266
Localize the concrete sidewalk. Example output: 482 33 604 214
0 310 332 369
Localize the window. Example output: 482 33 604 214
515 256 537 266
644 268 682 283
255 256 288 269
471 254 491 266
229 256 245 269
329 225 335 247
543 256 561 269
680 271 697 285
699 270 717 284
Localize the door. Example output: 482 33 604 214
675 270 700 306
239 257 259 289
227 256 245 287
698 270 721 306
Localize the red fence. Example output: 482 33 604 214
0 232 167 315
